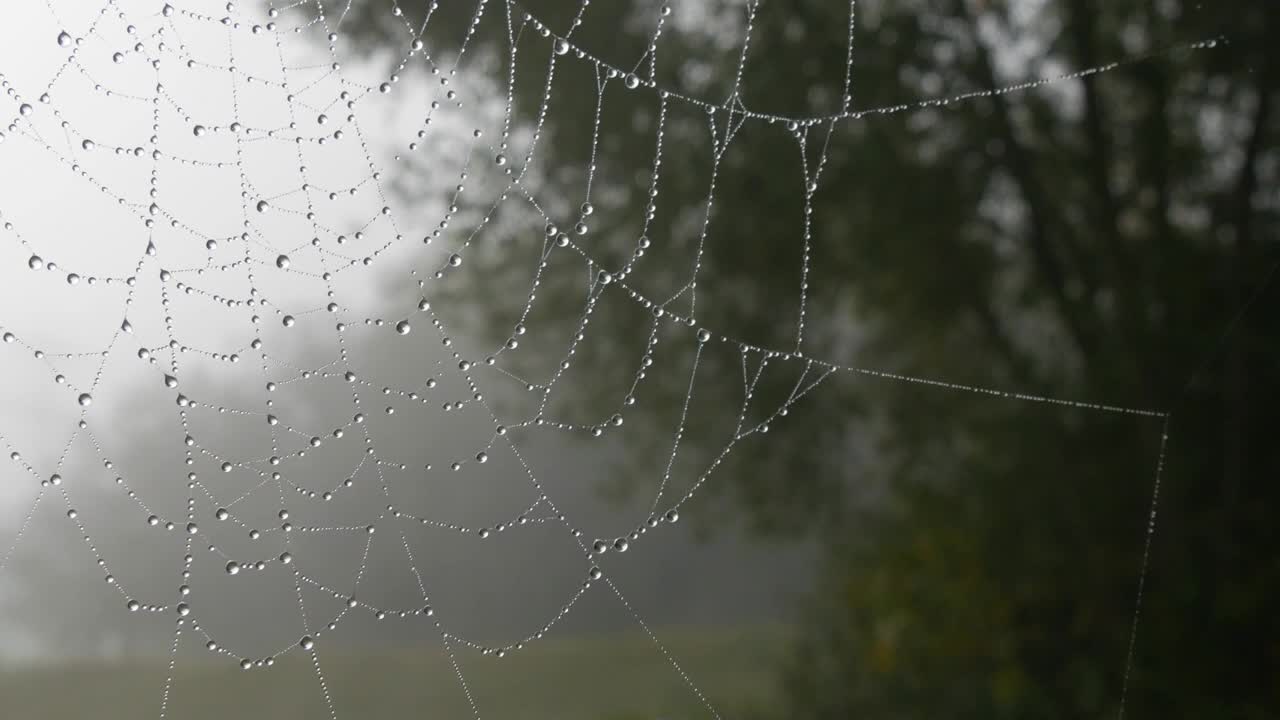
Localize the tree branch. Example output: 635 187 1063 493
1224 78 1272 510
964 7 1096 358
1066 0 1150 353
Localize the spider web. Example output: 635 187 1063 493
0 0 1214 717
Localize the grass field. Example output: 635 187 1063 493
0 625 792 719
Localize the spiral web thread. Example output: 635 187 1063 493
0 0 1210 717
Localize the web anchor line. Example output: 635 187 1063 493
1116 413 1170 720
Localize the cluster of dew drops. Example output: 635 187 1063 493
0 0 745 673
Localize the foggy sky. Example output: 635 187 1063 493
0 0 814 667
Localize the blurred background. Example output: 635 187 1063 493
0 0 1276 718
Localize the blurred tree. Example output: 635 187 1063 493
340 0 1279 717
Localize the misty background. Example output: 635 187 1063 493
1 0 1277 719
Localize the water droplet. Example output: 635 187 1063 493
554 38 570 55
589 566 602 580
77 393 92 407
111 52 124 64
216 508 229 520
282 315 295 327
256 200 269 212
275 254 290 269
81 139 95 151
162 3 175 17
19 104 33 116
475 451 488 463
696 328 712 343
192 125 205 137
664 509 679 523
66 273 80 285
447 253 462 267
395 320 411 335
592 540 609 554
379 82 391 93
57 31 73 47
221 462 233 473
624 74 640 89
28 255 43 270
127 599 141 612
613 538 629 552
225 561 240 575
164 375 178 388
186 522 198 534
300 636 314 650
494 153 507 166
597 271 612 285
279 552 293 564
